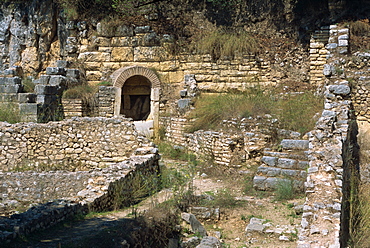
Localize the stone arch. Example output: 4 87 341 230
112 65 161 89
111 66 161 133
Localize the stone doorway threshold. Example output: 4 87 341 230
133 120 154 137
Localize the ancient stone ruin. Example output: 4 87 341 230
0 0 369 247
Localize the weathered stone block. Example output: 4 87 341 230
134 26 151 34
178 99 191 109
111 47 134 62
37 95 58 104
78 52 110 62
261 156 277 166
49 76 67 87
46 67 66 76
0 84 22 93
5 77 22 85
277 158 296 168
0 93 18 102
328 84 350 96
133 47 167 62
280 139 309 150
65 69 79 79
35 85 59 95
142 32 161 46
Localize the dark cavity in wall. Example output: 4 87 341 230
341 116 360 247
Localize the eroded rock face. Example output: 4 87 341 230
0 0 61 75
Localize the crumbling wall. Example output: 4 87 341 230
0 116 144 171
298 24 355 248
0 153 160 243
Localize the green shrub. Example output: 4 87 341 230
275 179 294 201
0 103 21 123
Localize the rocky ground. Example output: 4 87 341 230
5 157 304 248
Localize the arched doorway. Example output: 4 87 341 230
111 66 161 135
121 75 151 121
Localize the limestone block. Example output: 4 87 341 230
35 85 59 95
135 26 151 34
0 93 17 102
142 32 161 46
277 158 296 169
98 47 112 53
93 37 111 47
111 47 134 62
281 139 309 150
66 69 80 79
49 76 67 87
86 71 103 81
111 37 132 47
102 62 122 71
78 52 110 62
338 39 348 47
261 156 278 166
85 62 102 71
328 84 350 96
310 42 325 49
134 47 167 62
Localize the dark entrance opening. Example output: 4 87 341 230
120 75 151 121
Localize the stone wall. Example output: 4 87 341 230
160 116 278 167
0 153 160 243
297 24 355 248
0 116 145 171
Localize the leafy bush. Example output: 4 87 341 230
350 20 370 52
0 103 21 123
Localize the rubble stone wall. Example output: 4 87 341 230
160 116 278 166
0 153 160 243
0 116 142 171
297 24 355 248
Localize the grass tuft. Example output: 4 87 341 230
275 179 294 201
0 103 21 123
191 27 259 60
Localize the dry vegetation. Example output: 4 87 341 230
350 19 370 52
188 88 323 135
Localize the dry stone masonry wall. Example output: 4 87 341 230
297 24 354 248
0 153 160 243
0 116 143 171
161 116 279 167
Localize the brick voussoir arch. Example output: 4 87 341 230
112 66 161 88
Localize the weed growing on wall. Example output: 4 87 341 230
274 179 295 201
191 27 259 60
0 103 21 123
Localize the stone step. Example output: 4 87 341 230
260 156 309 170
280 139 309 150
263 151 308 160
256 166 307 179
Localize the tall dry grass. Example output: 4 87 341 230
187 89 323 135
350 183 370 247
191 27 259 60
